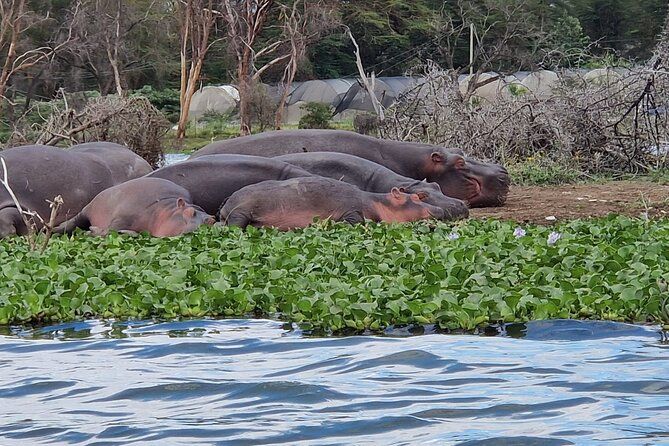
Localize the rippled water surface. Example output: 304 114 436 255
0 319 668 445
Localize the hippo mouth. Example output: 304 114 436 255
464 177 482 203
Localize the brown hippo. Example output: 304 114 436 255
275 152 469 220
0 145 148 238
69 142 153 183
54 178 214 237
147 154 313 215
218 176 446 230
190 129 510 207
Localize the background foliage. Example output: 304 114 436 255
2 0 667 102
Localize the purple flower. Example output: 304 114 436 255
513 227 526 238
547 231 561 245
448 232 459 240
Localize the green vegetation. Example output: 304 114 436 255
1 216 668 332
298 102 333 129
507 158 583 185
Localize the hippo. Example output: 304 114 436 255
69 142 153 183
54 178 214 237
190 129 510 207
218 176 446 230
0 144 152 238
275 152 469 220
147 154 313 215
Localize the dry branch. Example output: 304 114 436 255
381 63 669 174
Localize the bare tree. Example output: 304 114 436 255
348 29 385 121
0 0 79 110
432 0 548 100
61 0 161 97
221 0 280 135
175 0 223 140
274 0 337 129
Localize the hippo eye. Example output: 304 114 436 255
417 192 429 200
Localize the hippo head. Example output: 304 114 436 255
152 198 215 237
382 187 446 222
398 182 469 220
424 150 510 207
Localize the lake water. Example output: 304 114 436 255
0 319 667 445
163 153 190 166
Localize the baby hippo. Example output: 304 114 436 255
218 177 446 230
54 178 215 237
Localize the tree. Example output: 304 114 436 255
175 0 224 140
221 0 280 135
274 0 338 129
0 0 79 111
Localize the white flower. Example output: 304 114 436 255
448 232 459 240
547 231 561 245
513 227 526 238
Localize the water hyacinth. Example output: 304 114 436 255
547 231 562 245
1 216 668 331
513 227 526 238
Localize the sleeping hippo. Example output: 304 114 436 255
0 145 150 238
275 152 469 220
54 178 214 237
69 142 153 182
147 154 313 215
190 129 510 207
218 176 446 230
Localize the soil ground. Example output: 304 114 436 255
471 180 669 224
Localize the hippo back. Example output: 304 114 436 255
147 154 313 214
191 130 387 158
0 145 115 225
70 142 153 184
275 152 416 192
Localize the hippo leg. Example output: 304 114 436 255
342 210 365 225
0 207 24 238
53 212 91 235
222 212 251 228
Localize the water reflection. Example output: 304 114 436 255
0 319 667 445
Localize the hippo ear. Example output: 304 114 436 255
430 152 444 164
391 187 402 199
176 198 186 208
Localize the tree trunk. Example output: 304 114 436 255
238 53 252 136
107 46 124 97
274 58 297 129
176 60 202 140
0 36 18 111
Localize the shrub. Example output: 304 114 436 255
298 102 333 129
131 86 181 123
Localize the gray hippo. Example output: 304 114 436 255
147 154 313 215
69 142 153 183
275 152 469 220
0 145 150 238
54 178 214 237
219 176 446 230
190 129 509 207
